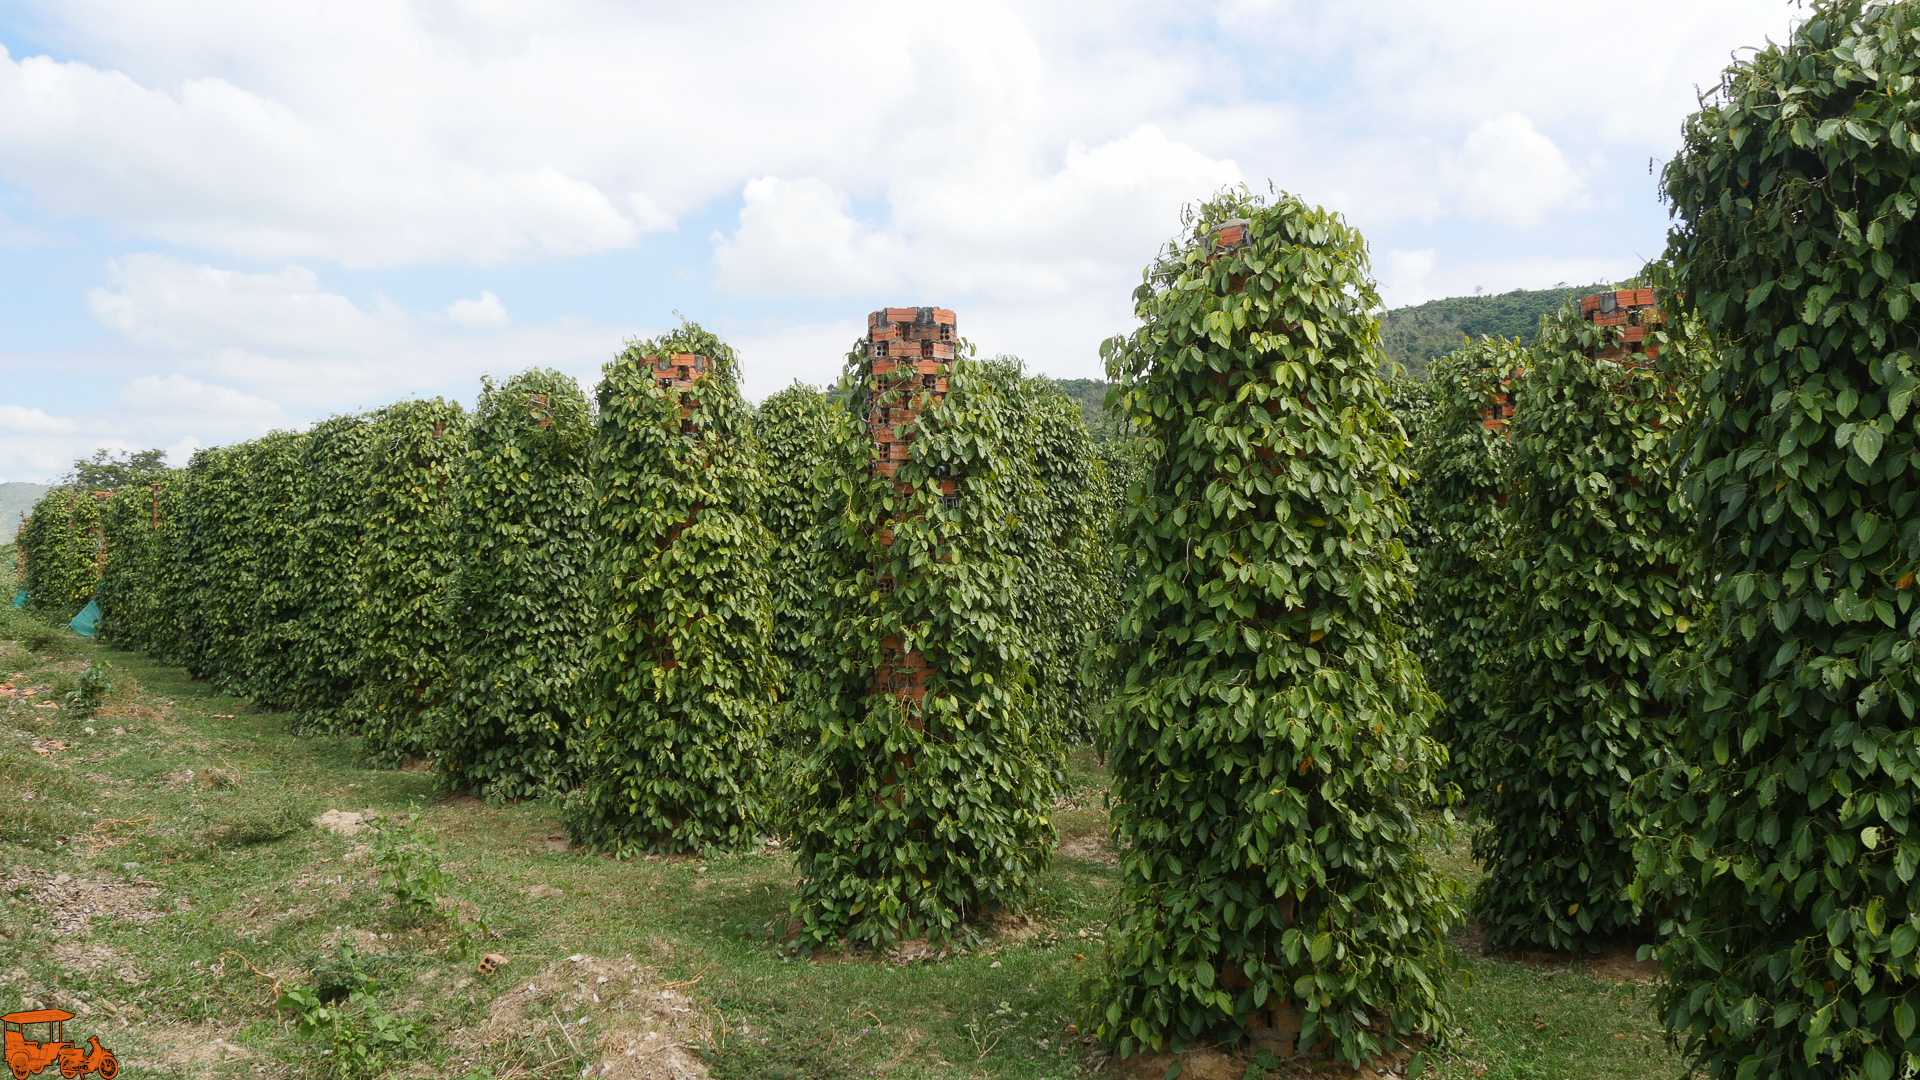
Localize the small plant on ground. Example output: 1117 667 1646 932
64 661 112 719
279 978 430 1078
373 815 448 925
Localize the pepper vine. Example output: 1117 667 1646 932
440 370 595 801
1473 302 1705 952
1631 4 1920 1076
789 333 1060 951
564 324 778 854
1095 190 1457 1065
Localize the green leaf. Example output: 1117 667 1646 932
1855 423 1886 465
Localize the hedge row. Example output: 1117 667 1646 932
564 327 778 854
19 489 103 622
1402 337 1520 799
1396 16 1920 1078
18 324 1106 871
440 370 595 801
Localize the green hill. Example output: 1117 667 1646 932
1049 378 1115 441
0 482 49 542
1378 283 1617 375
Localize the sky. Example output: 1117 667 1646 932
0 0 1805 484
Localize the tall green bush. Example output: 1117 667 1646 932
280 416 374 732
1633 4 1920 1075
440 370 595 801
1474 306 1703 952
1405 338 1523 798
243 432 315 710
789 338 1059 951
353 399 468 765
1088 432 1157 710
18 488 95 620
177 445 262 690
1095 192 1456 1065
564 325 777 854
979 359 1107 743
754 381 836 705
98 475 185 658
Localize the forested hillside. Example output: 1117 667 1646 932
1050 377 1113 440
0 481 48 539
1378 283 1616 373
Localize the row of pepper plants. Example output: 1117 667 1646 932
13 323 1107 899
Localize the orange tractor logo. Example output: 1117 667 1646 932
3 1011 117 1079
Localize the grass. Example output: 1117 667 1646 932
0 586 1690 1079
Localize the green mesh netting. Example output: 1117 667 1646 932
68 598 99 637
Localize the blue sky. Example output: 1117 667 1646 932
0 0 1801 483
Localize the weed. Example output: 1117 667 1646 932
279 980 429 1078
64 661 113 718
963 999 1030 1062
0 743 85 849
307 945 390 1004
44 671 78 701
700 990 845 1079
19 621 71 655
450 913 498 961
373 814 448 925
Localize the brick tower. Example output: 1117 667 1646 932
1579 287 1663 364
864 306 955 711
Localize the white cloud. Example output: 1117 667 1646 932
85 254 638 410
163 435 202 467
714 178 903 300
715 126 1239 309
1453 114 1581 227
724 317 869 401
444 290 511 329
87 254 404 354
119 374 283 425
0 46 643 266
627 193 676 234
0 405 74 435
0 0 1809 445
1380 249 1439 306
